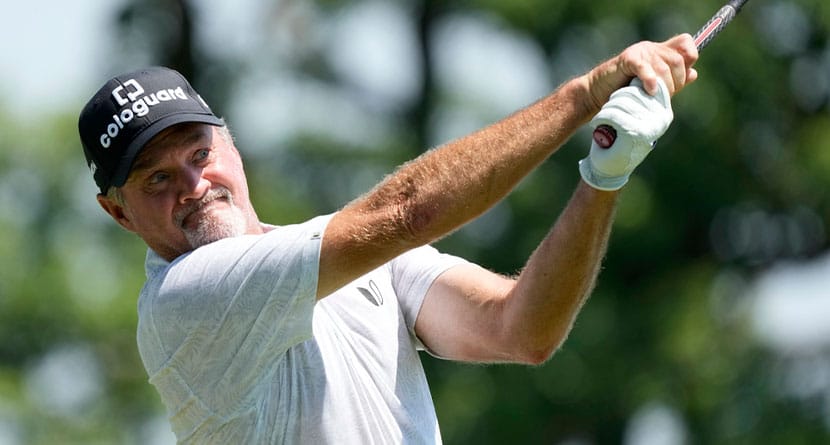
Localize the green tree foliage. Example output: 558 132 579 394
3 0 829 443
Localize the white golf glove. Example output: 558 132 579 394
579 78 674 191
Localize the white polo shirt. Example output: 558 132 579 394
136 214 467 444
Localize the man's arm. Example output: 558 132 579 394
416 35 698 364
415 182 617 364
316 35 698 299
317 75 590 299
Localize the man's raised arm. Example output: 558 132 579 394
316 35 699 299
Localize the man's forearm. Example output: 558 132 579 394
500 181 619 363
318 76 596 297
350 75 595 245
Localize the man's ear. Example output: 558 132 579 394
97 193 137 232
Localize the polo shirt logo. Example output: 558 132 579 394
357 280 384 307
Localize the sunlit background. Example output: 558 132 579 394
1 0 829 444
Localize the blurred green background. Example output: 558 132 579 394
2 0 830 443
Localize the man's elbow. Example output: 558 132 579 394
512 342 561 366
498 314 572 366
500 329 570 365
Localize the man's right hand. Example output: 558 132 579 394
582 34 699 116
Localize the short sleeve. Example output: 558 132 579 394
389 245 468 338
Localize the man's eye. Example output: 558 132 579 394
195 149 210 161
149 172 169 184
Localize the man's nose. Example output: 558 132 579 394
178 165 210 203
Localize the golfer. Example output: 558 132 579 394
78 35 697 444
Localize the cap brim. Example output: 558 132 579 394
108 113 225 189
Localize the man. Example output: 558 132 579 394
79 34 698 443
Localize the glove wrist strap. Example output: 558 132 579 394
578 158 629 191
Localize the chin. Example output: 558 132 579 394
184 213 249 249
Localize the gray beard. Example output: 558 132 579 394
183 208 248 249
175 187 249 249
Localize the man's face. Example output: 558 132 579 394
97 123 260 260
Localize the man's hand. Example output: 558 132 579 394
575 34 698 191
583 34 699 114
579 78 673 191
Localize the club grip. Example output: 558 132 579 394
693 5 739 50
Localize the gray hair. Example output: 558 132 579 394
106 184 126 206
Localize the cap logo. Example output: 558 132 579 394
111 79 145 106
98 78 191 150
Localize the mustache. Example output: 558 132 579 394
174 187 233 228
